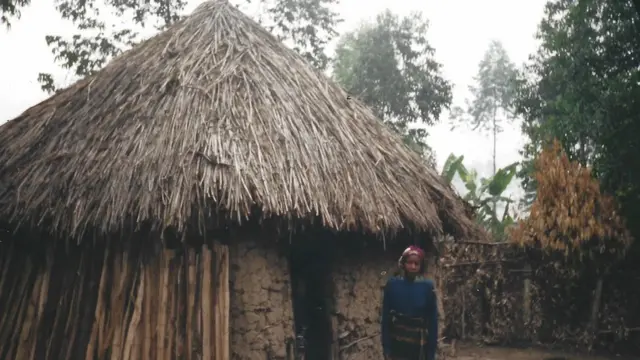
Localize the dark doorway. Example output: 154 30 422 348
289 238 334 360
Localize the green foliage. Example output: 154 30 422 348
441 153 517 241
452 40 517 132
450 40 517 175
38 0 188 93
1 0 30 27
514 0 640 246
332 10 452 165
263 0 341 71
441 153 466 184
38 0 342 93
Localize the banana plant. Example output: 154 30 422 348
480 163 518 241
441 154 518 241
441 154 467 184
441 153 480 204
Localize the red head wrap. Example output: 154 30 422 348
398 245 425 268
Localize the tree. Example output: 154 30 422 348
37 0 185 92
1 0 29 27
261 0 341 71
331 10 453 166
451 40 517 176
514 0 604 176
441 153 517 241
514 0 640 238
37 0 341 93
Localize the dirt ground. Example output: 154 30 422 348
449 343 638 360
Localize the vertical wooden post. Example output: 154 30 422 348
186 249 196 360
436 282 446 342
213 242 230 360
330 314 339 360
157 250 170 360
461 290 466 340
588 277 604 348
201 246 212 360
523 263 532 327
222 246 230 360
426 251 446 339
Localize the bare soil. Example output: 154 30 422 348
450 343 637 360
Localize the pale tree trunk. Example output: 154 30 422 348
491 103 498 226
492 110 497 177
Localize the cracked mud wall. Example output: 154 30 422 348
332 251 398 360
229 239 294 360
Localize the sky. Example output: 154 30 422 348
0 0 547 209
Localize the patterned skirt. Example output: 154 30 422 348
388 311 427 360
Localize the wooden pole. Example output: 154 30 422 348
213 242 230 360
427 251 446 339
331 314 339 360
461 290 466 340
186 249 196 360
523 263 532 326
201 246 212 360
588 277 604 349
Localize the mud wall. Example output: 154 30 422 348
229 239 294 360
332 252 397 360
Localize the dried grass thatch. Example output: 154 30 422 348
0 0 480 241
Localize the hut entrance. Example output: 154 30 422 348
289 238 334 360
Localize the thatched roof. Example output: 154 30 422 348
0 0 482 241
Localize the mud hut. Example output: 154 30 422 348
0 1 482 359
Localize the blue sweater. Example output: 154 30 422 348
381 276 438 360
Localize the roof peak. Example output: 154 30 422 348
0 0 482 242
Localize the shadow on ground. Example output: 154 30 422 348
450 343 638 360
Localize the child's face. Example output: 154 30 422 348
404 255 421 274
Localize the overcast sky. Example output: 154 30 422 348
0 0 546 207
